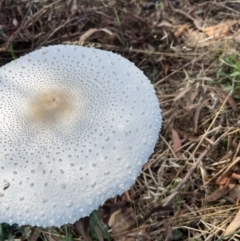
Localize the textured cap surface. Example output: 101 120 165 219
0 45 162 227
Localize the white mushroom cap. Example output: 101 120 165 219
0 45 161 227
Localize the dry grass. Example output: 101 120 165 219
1 0 240 240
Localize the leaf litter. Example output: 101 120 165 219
1 0 240 240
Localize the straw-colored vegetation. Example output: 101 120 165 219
1 0 240 240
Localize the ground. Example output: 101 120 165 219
0 0 240 240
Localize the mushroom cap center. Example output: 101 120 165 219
28 89 73 124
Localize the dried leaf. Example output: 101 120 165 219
108 208 147 241
193 18 203 31
199 165 208 184
186 90 199 109
203 20 238 40
157 20 175 28
29 228 41 241
216 174 231 186
174 25 189 38
216 87 238 112
218 157 240 182
224 208 240 237
102 202 130 225
204 185 231 203
74 219 92 241
108 208 134 233
163 62 169 76
124 191 132 202
13 18 18 27
227 184 240 202
79 28 113 45
171 128 181 158
231 173 240 181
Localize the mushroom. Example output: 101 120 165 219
0 45 162 227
